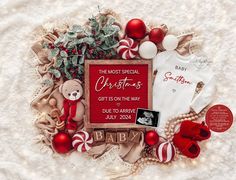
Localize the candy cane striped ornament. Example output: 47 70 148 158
156 141 176 163
117 38 139 59
72 130 93 152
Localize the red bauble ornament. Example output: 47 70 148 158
52 132 72 154
144 130 159 146
125 19 146 39
72 49 77 54
149 28 165 44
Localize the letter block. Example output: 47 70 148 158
105 132 117 144
117 132 128 143
93 130 105 142
128 130 141 143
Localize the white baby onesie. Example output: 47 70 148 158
152 50 216 133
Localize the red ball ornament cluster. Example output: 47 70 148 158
121 18 167 60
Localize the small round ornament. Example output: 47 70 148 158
144 130 159 146
149 28 165 44
52 132 72 154
72 130 93 152
162 35 179 50
139 41 157 59
117 38 139 59
125 18 146 39
156 141 176 163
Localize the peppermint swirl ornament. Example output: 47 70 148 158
156 141 176 163
72 130 93 152
117 38 139 59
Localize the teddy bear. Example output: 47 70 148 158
59 79 85 134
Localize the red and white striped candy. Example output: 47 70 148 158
117 38 139 59
72 130 93 152
156 141 176 163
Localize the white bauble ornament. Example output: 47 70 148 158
138 41 157 59
162 35 179 50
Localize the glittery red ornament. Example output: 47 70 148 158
144 130 159 146
72 49 77 54
149 28 165 44
52 132 72 154
125 19 146 39
78 50 82 55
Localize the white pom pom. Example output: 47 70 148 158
139 41 157 59
162 35 179 51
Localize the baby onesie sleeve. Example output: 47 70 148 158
190 63 216 113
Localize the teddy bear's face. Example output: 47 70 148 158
59 79 83 101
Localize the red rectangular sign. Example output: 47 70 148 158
85 60 152 128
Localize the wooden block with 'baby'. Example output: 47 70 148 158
117 132 128 143
128 130 141 143
93 130 105 142
105 132 117 144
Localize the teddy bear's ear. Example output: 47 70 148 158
59 84 63 93
74 79 82 84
